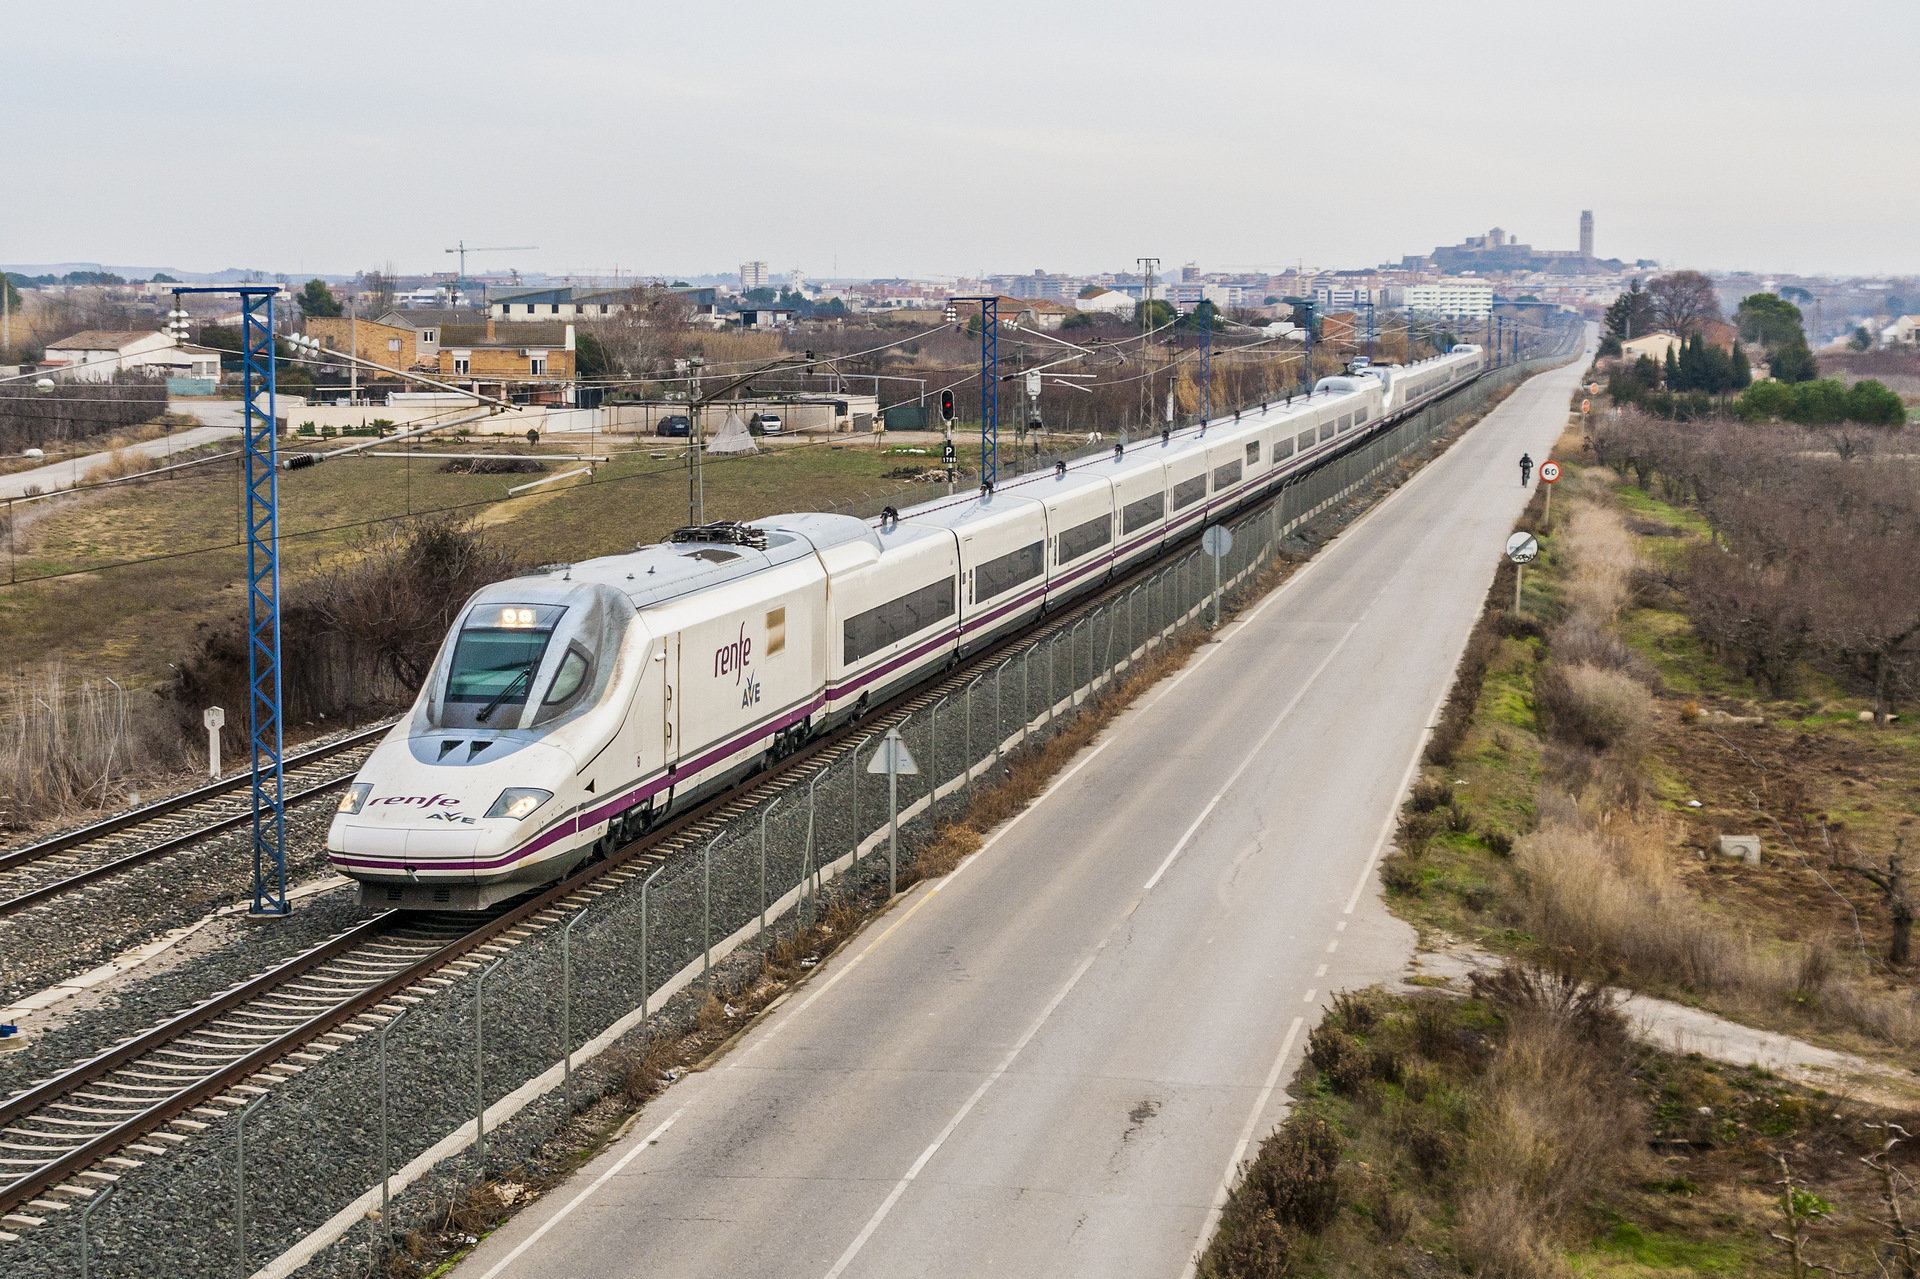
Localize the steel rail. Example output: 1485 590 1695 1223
0 721 395 874
0 353 1552 1218
0 772 367 919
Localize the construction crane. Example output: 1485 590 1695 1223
445 240 537 301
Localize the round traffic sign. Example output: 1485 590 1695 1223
1201 525 1233 558
1538 461 1561 484
1505 531 1539 564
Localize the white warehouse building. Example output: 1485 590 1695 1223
1403 280 1494 318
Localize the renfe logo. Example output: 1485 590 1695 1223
376 793 460 808
714 623 752 684
713 622 762 710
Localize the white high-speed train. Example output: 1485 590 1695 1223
329 345 1485 908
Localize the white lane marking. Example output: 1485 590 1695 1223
820 944 1107 1279
471 1106 688 1279
1326 938 1339 953
1335 920 1347 932
1315 963 1327 977
1141 621 1360 894
738 724 1124 1067
1302 989 1317 1003
1179 1015 1305 1279
1342 661 1460 915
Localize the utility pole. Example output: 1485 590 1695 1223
686 357 706 525
1136 258 1159 433
348 298 358 407
173 286 289 915
1198 303 1212 423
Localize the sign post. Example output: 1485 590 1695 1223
866 727 920 896
1201 525 1233 627
1538 459 1561 528
1505 530 1539 615
942 438 957 494
203 706 225 778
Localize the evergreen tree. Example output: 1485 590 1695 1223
1769 336 1820 384
1731 342 1751 390
297 278 342 318
1663 344 1681 389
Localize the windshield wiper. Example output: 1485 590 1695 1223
476 664 535 723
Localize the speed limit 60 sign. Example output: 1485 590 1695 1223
1538 461 1561 484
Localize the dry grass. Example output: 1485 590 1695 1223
83 446 164 484
1516 783 1920 1049
0 661 184 827
1556 494 1640 628
1534 661 1653 754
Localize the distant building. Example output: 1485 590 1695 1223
1166 282 1243 312
41 330 219 382
740 261 770 290
1427 213 1619 275
1075 288 1136 316
737 306 795 329
487 285 717 323
307 315 421 371
1404 280 1494 318
436 320 576 399
1621 331 1683 364
1877 316 1919 347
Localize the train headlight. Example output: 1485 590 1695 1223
486 788 552 821
337 783 372 816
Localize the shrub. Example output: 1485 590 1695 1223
1306 1023 1369 1096
1396 809 1440 857
1533 662 1651 754
166 516 522 733
1408 778 1452 813
1248 1112 1343 1233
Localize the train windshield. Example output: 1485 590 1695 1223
445 603 567 724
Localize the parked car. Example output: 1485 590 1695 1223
751 412 784 436
655 414 691 437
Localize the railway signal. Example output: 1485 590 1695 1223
939 388 955 424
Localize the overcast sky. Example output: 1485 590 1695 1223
8 0 1917 280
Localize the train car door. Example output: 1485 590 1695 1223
660 633 681 806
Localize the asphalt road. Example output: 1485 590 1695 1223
0 423 237 498
453 339 1596 1279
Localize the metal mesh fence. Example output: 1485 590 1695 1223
24 343 1582 1278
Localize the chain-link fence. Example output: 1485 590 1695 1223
17 338 1581 1279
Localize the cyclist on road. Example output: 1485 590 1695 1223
1519 452 1534 486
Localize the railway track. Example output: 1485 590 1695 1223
0 724 393 920
0 547 1112 1225
0 355 1569 1228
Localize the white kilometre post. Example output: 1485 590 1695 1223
203 706 226 778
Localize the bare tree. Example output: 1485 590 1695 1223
1834 835 1915 968
1648 270 1723 336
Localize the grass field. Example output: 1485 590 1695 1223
0 437 940 694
